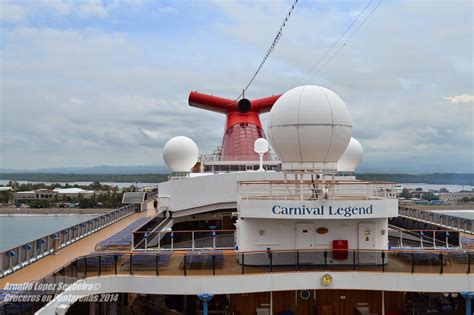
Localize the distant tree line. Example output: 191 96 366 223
26 192 125 209
0 181 141 208
357 173 473 185
0 173 169 183
399 188 440 201
6 180 120 192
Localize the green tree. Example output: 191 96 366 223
0 191 12 204
30 200 50 208
439 187 449 193
79 198 96 208
399 188 412 199
421 193 439 201
90 181 102 190
52 194 59 205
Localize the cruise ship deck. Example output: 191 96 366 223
0 201 157 288
26 248 473 279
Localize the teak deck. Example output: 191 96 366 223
0 202 157 287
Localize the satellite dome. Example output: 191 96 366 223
337 137 363 172
163 136 199 172
267 85 352 171
254 138 269 154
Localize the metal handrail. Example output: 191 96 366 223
399 206 473 234
11 247 474 287
133 229 236 251
239 180 397 200
0 204 135 278
200 154 279 162
2 247 473 312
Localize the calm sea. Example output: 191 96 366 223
0 215 99 251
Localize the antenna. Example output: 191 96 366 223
254 138 269 171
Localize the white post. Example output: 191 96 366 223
258 153 264 171
300 173 303 201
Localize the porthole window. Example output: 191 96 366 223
300 290 311 300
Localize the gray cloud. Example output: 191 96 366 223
443 94 474 104
0 0 472 172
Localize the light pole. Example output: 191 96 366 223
197 294 214 315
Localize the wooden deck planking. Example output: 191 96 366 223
0 201 157 287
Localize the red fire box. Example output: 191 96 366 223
332 240 349 260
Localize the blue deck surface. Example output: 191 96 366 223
95 217 151 250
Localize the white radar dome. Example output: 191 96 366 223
337 137 363 172
254 138 269 154
163 136 199 172
268 85 352 171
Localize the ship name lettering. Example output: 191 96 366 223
271 205 373 217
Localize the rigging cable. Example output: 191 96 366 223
294 0 373 86
236 0 299 100
304 0 384 83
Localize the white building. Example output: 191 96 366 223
439 191 474 203
53 188 95 199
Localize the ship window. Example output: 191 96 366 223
302 230 308 233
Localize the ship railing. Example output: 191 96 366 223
132 229 236 251
239 180 397 200
388 226 465 248
131 217 172 250
3 247 473 312
145 191 158 201
0 204 135 279
200 154 280 162
398 206 474 234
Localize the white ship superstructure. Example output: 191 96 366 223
1 85 473 315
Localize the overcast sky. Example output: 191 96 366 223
0 0 472 173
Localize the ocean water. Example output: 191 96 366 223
0 215 99 252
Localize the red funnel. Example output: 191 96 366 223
188 91 281 160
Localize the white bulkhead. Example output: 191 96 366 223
235 85 396 264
